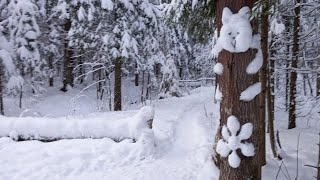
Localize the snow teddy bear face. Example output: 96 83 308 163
220 7 253 53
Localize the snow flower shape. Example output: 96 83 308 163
216 115 255 168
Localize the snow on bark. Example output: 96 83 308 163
0 106 155 142
240 82 261 101
215 85 223 102
246 49 263 74
214 63 224 75
216 116 255 168
101 0 114 11
212 7 253 57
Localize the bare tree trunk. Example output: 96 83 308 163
114 59 122 111
48 53 54 87
78 49 84 84
215 0 262 179
267 56 278 159
303 74 307 96
135 62 139 86
259 0 268 166
288 0 300 129
61 19 74 92
146 71 151 100
0 63 4 115
141 70 145 103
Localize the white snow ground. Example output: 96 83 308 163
0 86 319 180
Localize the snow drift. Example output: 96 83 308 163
0 106 155 142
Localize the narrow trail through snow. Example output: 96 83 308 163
0 87 217 180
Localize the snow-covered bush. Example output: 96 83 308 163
159 54 181 99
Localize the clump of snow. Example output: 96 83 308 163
129 106 155 139
214 63 224 75
215 85 223 102
212 7 253 57
101 0 114 11
270 18 285 35
240 82 261 101
250 34 261 49
216 115 255 168
246 49 263 74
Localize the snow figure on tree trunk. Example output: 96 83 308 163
159 54 181 99
216 116 255 168
213 6 263 170
213 7 261 56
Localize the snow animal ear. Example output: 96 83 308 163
222 7 233 25
238 6 251 20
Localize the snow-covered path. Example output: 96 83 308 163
0 87 219 180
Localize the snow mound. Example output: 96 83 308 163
0 106 155 142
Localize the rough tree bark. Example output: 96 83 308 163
288 0 301 129
215 0 262 179
259 0 269 166
114 59 122 111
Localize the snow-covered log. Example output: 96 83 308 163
0 106 155 142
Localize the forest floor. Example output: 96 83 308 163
0 85 319 180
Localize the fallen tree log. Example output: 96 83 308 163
0 106 155 142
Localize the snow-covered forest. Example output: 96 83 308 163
0 0 319 179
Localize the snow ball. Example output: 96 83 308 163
227 116 240 135
214 63 224 75
240 142 255 157
240 82 261 101
216 139 231 158
228 151 241 168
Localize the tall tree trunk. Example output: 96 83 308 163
135 62 139 86
48 53 54 87
259 0 269 166
146 71 151 100
114 59 122 111
267 55 278 158
61 19 74 92
79 49 84 84
0 63 4 115
288 0 300 129
141 70 145 103
285 18 291 111
317 58 320 96
215 0 262 179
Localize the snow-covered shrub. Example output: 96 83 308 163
159 54 181 99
